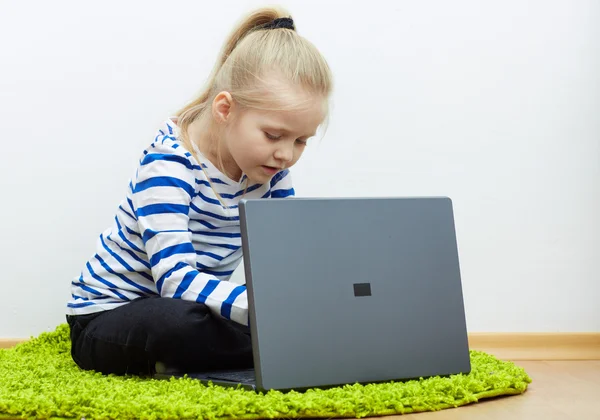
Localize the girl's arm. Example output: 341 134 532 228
269 169 295 198
132 142 248 325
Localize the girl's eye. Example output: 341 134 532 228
264 132 281 140
296 139 308 146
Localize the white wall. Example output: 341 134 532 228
1 0 598 337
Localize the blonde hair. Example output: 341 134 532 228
176 6 333 187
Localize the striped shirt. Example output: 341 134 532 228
66 118 294 325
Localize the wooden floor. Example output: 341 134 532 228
391 361 600 420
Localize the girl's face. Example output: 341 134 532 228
215 91 325 184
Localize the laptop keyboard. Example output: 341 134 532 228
207 369 256 383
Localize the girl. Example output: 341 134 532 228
65 6 333 376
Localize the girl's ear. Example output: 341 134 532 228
212 91 234 124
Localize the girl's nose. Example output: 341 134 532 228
274 142 294 163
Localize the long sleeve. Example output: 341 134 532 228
270 169 295 198
132 142 248 325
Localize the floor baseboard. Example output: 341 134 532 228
2 333 600 360
0 339 26 349
468 332 600 360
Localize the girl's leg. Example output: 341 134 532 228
67 296 253 375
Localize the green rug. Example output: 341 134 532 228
0 325 531 419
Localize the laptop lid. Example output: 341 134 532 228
239 197 470 391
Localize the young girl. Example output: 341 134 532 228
65 7 332 376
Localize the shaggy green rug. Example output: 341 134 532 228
0 325 531 419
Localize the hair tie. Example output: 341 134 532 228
261 17 295 31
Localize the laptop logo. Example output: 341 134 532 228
353 283 371 297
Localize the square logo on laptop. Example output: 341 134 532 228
353 283 372 297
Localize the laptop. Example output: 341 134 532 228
155 197 471 391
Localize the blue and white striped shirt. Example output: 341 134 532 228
66 118 294 325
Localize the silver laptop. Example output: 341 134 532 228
159 197 471 391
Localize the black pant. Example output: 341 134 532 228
66 296 253 375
